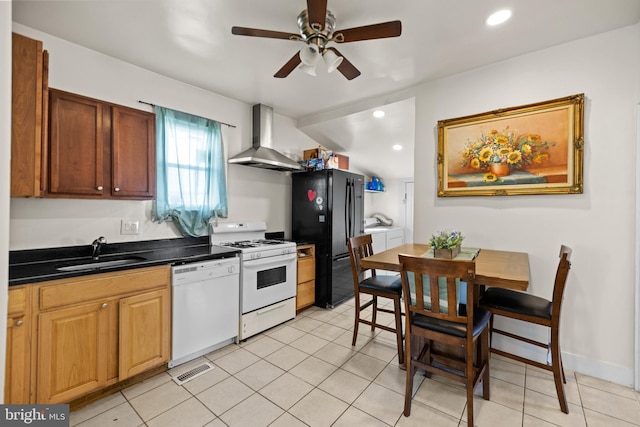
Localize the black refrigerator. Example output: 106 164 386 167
292 169 364 308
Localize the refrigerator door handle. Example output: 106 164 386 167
347 178 353 239
344 178 349 243
346 178 351 239
348 178 355 238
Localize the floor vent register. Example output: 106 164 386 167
172 362 214 386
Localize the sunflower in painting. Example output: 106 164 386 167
459 126 554 181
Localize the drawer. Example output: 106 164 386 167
296 280 315 310
8 287 27 316
38 265 170 311
297 257 315 283
240 297 295 340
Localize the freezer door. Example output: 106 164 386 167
330 254 354 307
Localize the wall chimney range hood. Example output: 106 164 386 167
228 104 303 171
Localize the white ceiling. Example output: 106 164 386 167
12 0 640 180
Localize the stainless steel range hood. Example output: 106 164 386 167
228 104 303 171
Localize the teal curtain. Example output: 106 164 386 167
153 106 228 237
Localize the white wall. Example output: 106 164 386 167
364 178 402 223
0 0 12 404
9 23 319 249
414 24 639 386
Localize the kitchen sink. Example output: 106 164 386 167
56 256 146 272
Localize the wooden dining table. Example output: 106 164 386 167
360 243 530 291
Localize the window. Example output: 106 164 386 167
153 106 228 236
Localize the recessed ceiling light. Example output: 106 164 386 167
373 110 385 118
392 144 403 151
486 9 512 26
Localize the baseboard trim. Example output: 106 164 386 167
491 335 634 388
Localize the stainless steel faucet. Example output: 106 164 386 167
92 236 107 260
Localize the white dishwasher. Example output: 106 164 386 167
169 256 240 368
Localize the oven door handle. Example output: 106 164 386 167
242 252 297 268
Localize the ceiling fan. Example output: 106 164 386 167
231 0 402 80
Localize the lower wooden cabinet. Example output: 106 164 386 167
12 265 171 405
37 299 112 404
296 244 316 311
5 287 32 404
119 288 170 379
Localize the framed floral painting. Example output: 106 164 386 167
437 94 584 197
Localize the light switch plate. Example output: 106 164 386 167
121 219 140 235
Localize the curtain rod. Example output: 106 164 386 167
137 100 236 128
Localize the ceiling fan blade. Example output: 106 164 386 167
307 0 328 29
232 26 300 41
274 52 302 78
327 48 361 80
333 20 402 43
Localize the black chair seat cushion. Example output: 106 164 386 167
359 275 402 296
479 287 552 320
413 307 491 338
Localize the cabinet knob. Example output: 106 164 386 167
101 303 108 309
15 320 23 327
97 186 103 191
114 187 120 192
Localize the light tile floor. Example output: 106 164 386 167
71 298 640 427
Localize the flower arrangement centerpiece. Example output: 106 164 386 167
429 229 464 259
460 127 554 182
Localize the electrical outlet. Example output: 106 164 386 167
121 220 140 235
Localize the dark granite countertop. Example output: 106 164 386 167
9 236 240 286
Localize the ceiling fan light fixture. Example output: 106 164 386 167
323 49 343 73
299 44 320 66
298 63 318 76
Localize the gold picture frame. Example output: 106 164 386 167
437 94 584 197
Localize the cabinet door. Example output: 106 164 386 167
37 300 110 404
119 288 170 380
11 33 46 197
5 315 30 404
5 287 31 404
49 89 105 196
386 229 405 249
370 231 386 254
111 106 156 199
4 287 32 404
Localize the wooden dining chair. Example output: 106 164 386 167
398 254 491 426
478 245 572 414
348 234 404 365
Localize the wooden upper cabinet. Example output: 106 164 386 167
11 32 48 197
49 90 104 196
47 89 156 200
112 106 155 198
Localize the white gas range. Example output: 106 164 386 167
210 221 297 340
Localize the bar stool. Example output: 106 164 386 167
479 245 572 413
347 234 404 365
